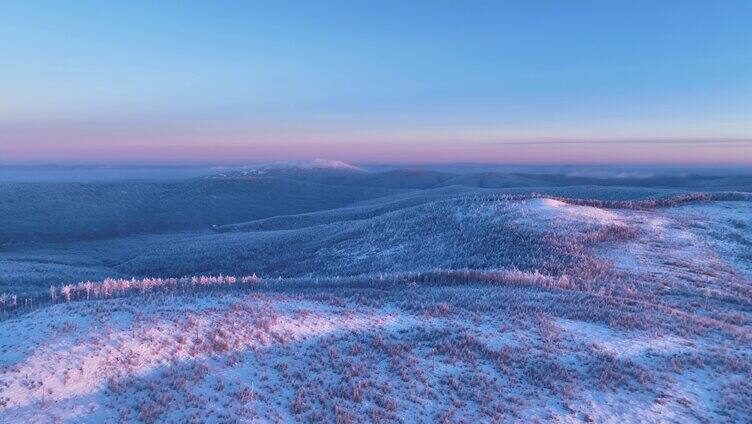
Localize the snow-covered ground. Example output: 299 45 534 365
1 196 750 423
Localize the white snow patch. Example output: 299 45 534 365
511 197 624 232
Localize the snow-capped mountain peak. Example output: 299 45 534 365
308 159 365 172
212 159 366 177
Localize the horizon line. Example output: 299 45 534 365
3 161 752 169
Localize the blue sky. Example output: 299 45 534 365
1 1 750 164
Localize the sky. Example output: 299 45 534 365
1 0 751 165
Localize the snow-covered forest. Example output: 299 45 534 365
1 166 751 422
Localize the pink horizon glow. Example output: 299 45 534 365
2 138 751 166
2 118 750 165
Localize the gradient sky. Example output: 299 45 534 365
1 0 751 165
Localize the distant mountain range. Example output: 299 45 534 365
1 160 750 247
208 160 752 191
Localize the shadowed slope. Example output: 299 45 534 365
0 178 399 244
